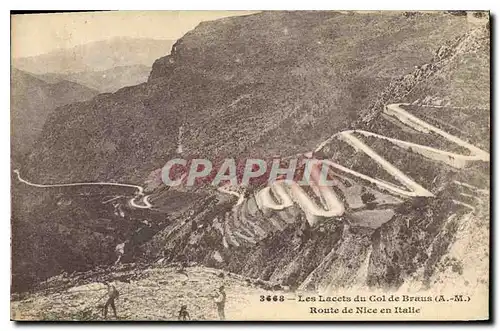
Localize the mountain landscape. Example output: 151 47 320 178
23 11 476 183
36 65 152 93
11 11 489 321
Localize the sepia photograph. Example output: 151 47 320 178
9 9 490 321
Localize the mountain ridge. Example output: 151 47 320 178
36 65 152 93
24 11 472 183
11 68 99 160
12 37 175 74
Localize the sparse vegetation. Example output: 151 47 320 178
11 12 489 313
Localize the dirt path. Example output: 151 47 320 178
13 169 152 209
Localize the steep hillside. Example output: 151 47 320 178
12 265 290 321
12 11 489 303
37 65 152 93
25 11 472 183
11 68 98 159
12 37 174 74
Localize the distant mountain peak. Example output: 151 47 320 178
13 38 175 75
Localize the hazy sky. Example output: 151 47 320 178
11 10 259 58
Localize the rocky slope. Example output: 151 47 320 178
24 11 471 183
36 65 153 93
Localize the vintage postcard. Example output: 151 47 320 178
10 10 490 321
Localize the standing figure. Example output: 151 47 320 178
178 305 191 321
103 282 119 319
213 285 226 320
176 259 189 277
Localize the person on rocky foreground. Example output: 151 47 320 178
212 285 226 320
102 282 119 319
